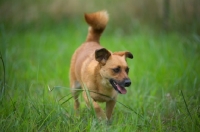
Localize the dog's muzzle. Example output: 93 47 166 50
109 78 131 94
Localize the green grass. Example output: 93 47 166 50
0 21 200 131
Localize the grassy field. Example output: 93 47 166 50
0 19 200 131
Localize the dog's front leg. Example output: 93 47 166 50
106 100 116 120
93 101 107 120
83 92 107 120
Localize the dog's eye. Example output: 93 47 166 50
125 67 129 74
113 67 121 73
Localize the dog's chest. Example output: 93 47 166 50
90 89 117 102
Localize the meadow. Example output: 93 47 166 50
0 18 200 131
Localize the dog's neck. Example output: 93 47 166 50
94 64 113 89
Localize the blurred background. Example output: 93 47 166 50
0 0 200 34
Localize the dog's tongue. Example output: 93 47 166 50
116 84 127 94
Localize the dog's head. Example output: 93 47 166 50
95 48 133 94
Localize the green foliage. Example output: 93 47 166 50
0 20 200 131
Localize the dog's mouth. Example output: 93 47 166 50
109 79 127 94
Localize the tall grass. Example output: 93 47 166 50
0 19 200 131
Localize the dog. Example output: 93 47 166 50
69 10 133 120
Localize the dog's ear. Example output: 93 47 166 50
113 51 133 59
95 48 111 65
125 52 133 59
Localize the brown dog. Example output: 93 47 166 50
69 10 133 120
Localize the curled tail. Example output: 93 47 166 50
84 10 109 43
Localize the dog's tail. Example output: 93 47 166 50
84 10 109 43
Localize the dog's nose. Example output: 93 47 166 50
124 79 131 87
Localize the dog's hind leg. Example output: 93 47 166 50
70 74 81 115
72 81 81 109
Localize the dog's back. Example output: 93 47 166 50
70 11 109 88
